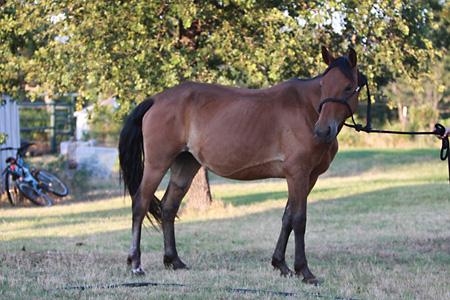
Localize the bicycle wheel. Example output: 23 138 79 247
5 172 21 206
36 171 68 197
17 182 52 206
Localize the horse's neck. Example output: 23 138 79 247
294 76 322 110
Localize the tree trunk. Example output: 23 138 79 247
185 166 212 210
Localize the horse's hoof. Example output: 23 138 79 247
167 261 189 270
279 269 294 277
131 265 146 276
174 264 189 270
272 259 293 277
164 255 188 270
302 277 320 286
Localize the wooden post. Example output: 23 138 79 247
50 102 56 152
70 95 76 138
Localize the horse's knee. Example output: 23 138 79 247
170 180 190 195
292 213 307 231
161 182 188 214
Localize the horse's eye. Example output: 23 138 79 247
344 85 353 92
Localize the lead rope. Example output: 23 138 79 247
344 77 450 186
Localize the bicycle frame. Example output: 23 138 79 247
3 155 47 193
2 143 68 206
2 144 53 203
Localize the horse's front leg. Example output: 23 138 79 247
272 203 294 276
292 208 318 285
285 172 319 285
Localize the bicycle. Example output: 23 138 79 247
1 143 68 206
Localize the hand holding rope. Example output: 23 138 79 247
434 124 450 185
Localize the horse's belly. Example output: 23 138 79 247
217 161 285 180
186 109 285 180
191 149 285 180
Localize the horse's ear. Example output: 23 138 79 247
348 47 357 68
322 46 335 66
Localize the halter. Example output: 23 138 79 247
317 71 449 185
317 72 371 132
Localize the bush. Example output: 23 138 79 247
26 154 94 196
66 165 94 194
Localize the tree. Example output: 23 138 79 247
186 167 212 211
2 1 444 107
383 52 450 131
1 0 448 207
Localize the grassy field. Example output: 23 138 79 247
0 148 449 299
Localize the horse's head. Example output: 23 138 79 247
314 46 362 144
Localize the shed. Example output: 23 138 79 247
0 96 20 192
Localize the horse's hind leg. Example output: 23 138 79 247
162 152 200 270
128 165 168 275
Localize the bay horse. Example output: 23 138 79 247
119 47 363 285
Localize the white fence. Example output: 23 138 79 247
0 96 20 192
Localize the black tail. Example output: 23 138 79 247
119 98 162 225
119 98 153 197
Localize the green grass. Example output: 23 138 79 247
0 148 449 299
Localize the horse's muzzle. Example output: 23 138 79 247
314 123 337 144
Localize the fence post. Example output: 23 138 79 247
50 102 56 152
70 95 76 138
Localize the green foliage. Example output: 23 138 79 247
0 133 7 145
0 1 58 100
0 0 446 117
383 51 450 131
66 165 94 194
44 156 95 193
25 154 94 195
83 104 122 146
34 154 67 174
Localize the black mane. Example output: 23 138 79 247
322 56 355 82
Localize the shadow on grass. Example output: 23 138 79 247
325 148 439 177
3 182 448 281
220 190 288 206
0 206 129 227
2 181 447 242
308 182 448 214
1 180 448 300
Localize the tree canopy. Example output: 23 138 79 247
1 0 448 119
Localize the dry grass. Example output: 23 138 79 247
0 148 449 299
